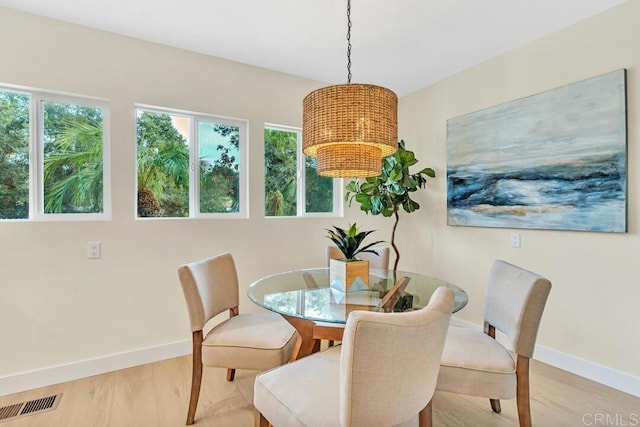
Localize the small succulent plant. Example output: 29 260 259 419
326 223 384 262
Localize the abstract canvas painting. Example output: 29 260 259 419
447 69 627 233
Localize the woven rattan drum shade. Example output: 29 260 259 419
316 144 381 178
302 83 398 177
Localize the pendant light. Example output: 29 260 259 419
302 0 398 178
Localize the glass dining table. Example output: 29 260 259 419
248 268 468 360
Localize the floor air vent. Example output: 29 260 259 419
0 394 62 423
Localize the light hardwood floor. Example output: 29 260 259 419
1 355 638 426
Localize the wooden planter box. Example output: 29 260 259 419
329 259 369 292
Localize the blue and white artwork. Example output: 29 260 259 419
447 69 627 232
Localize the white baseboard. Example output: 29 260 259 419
0 339 191 397
2 324 639 399
450 317 640 398
534 345 640 398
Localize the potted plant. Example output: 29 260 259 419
326 223 383 292
345 140 435 271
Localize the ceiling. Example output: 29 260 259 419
0 0 627 96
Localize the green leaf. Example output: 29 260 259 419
403 198 420 213
355 193 370 204
388 182 403 194
400 149 415 164
389 167 404 182
359 198 373 212
359 182 376 193
371 197 383 215
383 156 395 171
325 223 379 259
381 208 394 217
420 167 436 177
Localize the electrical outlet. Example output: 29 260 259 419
87 241 101 259
510 232 521 248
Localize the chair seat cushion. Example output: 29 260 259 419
202 312 297 370
436 326 517 399
254 346 342 427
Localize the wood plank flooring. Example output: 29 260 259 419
0 356 638 426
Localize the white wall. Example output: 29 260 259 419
398 0 640 380
0 8 390 382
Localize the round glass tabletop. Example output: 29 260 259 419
248 268 468 324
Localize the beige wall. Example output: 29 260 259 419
399 0 639 377
1 1 638 384
0 8 389 377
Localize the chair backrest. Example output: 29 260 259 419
483 260 552 358
339 287 453 426
327 245 390 270
178 253 240 332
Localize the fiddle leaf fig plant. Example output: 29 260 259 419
326 223 384 262
345 140 435 270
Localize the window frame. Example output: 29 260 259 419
0 84 111 221
264 123 342 218
135 105 248 220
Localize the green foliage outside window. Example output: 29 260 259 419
264 128 334 217
264 128 297 216
0 93 105 218
1 95 243 220
136 111 241 217
42 101 104 214
136 111 189 217
0 91 29 219
305 156 333 213
199 123 240 214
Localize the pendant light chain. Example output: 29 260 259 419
346 0 352 84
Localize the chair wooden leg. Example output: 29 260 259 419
186 331 203 425
418 399 433 427
484 323 502 414
516 355 532 427
255 409 271 427
226 308 238 381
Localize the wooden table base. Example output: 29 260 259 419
282 315 321 361
282 315 350 360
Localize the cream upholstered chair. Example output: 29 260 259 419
178 253 298 425
436 260 552 427
327 245 390 270
254 286 454 427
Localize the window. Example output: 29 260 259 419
0 90 29 219
0 86 109 220
264 125 341 217
136 106 247 218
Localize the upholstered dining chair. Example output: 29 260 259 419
436 260 552 427
178 253 298 425
327 245 390 270
254 286 454 427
